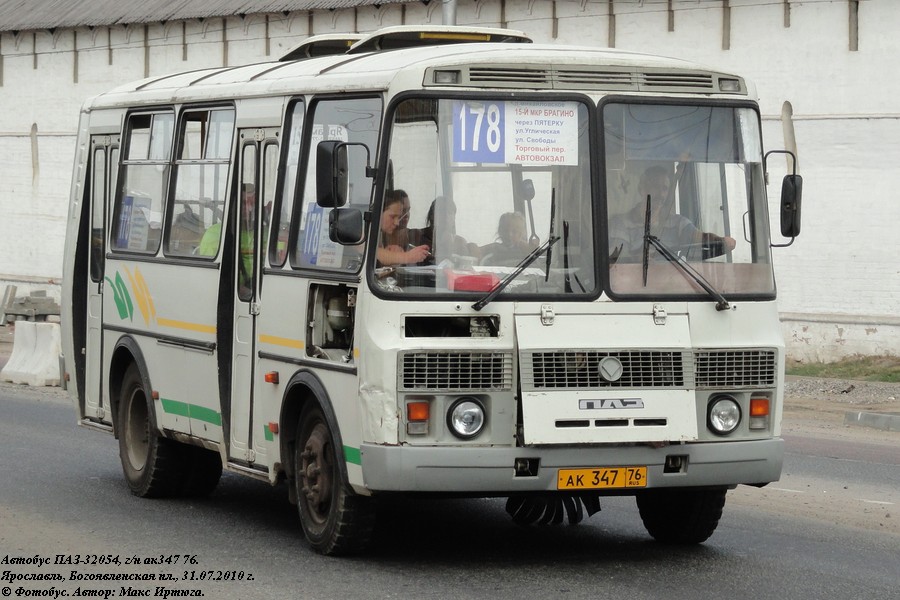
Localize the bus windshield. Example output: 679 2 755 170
375 97 597 299
603 102 775 299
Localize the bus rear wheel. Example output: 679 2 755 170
117 364 186 498
636 487 727 544
295 404 374 555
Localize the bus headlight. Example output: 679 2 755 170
708 395 741 435
447 397 485 439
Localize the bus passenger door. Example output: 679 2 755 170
86 136 118 422
229 130 278 462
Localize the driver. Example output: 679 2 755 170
608 165 735 263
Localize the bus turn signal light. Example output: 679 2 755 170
264 371 280 384
750 397 770 416
749 396 770 430
407 401 429 422
407 401 429 435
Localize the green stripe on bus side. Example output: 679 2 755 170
160 399 222 427
263 426 274 442
343 446 362 466
159 401 351 459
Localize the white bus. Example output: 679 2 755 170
61 25 802 555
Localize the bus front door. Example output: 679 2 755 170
86 136 118 422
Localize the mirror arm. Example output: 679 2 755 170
764 149 798 176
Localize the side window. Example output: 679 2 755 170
90 146 106 281
168 108 235 257
271 100 304 267
293 96 381 272
237 145 257 301
111 112 174 253
91 142 120 282
262 141 280 264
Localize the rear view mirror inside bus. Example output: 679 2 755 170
329 207 364 245
316 140 349 207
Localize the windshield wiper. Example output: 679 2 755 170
472 235 560 311
642 194 652 286
644 234 731 311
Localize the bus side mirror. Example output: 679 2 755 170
316 141 349 207
765 149 801 247
779 174 802 238
329 207 364 245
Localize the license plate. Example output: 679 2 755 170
557 467 647 490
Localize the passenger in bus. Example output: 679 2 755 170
406 196 479 265
608 165 736 263
197 215 222 257
169 204 205 254
376 189 430 266
381 189 411 248
479 212 538 266
198 184 256 294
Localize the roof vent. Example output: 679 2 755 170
347 25 531 55
279 34 363 61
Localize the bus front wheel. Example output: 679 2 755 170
117 363 185 498
636 487 727 544
295 404 374 555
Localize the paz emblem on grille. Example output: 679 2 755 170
598 356 624 382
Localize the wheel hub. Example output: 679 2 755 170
300 423 333 522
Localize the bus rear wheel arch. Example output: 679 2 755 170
116 361 222 498
117 363 186 498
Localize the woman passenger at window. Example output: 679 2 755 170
376 189 430 265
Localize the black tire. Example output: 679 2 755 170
295 403 375 555
636 487 727 544
179 445 223 498
117 363 187 498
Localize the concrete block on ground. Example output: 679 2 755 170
844 410 900 432
0 321 61 386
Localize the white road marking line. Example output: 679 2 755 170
859 499 894 505
769 487 806 494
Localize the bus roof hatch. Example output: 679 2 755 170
347 25 532 55
279 33 365 61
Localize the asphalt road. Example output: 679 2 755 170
1 383 898 600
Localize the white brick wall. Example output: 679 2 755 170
2 0 897 360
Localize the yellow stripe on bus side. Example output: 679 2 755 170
258 334 304 350
156 318 217 335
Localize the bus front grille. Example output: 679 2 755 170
694 349 777 388
400 351 514 392
522 349 777 391
524 350 687 390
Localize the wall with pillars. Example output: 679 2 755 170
0 0 896 360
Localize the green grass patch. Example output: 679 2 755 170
786 356 900 383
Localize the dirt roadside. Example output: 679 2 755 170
782 376 900 440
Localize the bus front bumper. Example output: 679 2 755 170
359 438 783 494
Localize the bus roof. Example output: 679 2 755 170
85 30 749 110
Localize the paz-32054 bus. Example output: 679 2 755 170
61 26 802 555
